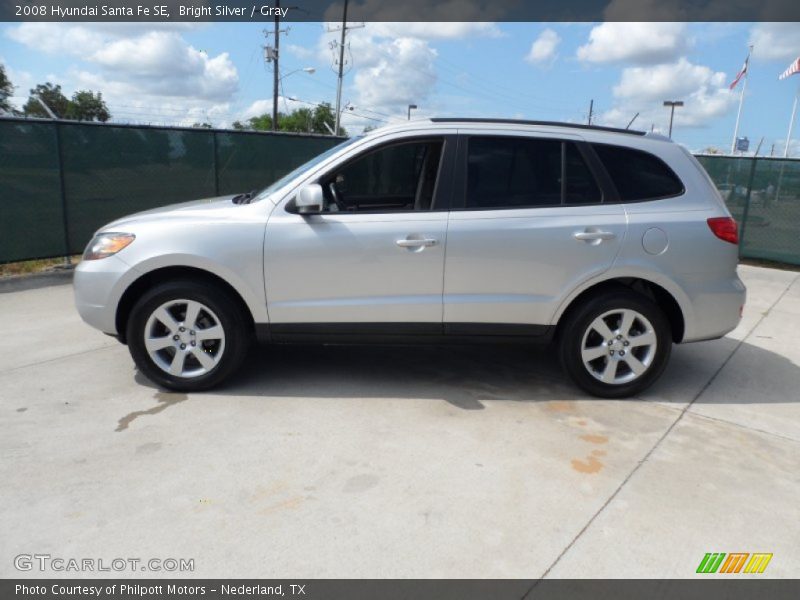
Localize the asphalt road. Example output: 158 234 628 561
1 264 798 578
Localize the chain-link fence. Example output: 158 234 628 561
0 118 343 263
2 117 799 266
696 155 800 265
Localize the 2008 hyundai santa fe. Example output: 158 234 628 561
74 118 746 398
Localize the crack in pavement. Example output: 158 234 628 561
522 272 799 596
0 343 118 376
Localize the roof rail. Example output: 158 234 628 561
429 118 646 136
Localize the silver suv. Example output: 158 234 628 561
74 119 746 398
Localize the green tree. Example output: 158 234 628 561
309 102 345 136
23 83 70 118
279 107 315 133
66 90 110 122
22 83 111 121
0 64 14 113
235 103 346 136
192 122 213 128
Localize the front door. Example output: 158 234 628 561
265 135 454 331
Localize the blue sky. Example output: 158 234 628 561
1 21 799 154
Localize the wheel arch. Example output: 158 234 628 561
554 275 687 343
115 265 256 344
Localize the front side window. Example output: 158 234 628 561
592 143 684 202
321 139 443 212
465 137 602 209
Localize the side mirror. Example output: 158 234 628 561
295 183 324 214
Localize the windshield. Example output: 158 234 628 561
252 136 363 202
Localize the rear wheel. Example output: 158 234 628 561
127 280 251 391
558 289 671 398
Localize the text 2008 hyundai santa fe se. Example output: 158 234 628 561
74 118 746 398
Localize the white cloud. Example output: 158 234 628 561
525 29 560 66
577 22 689 65
599 58 737 131
89 32 237 101
750 23 800 62
353 37 437 111
613 58 726 102
4 23 238 126
311 23 465 118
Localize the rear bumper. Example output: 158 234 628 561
681 273 746 343
74 255 138 335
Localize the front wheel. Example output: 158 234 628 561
558 289 671 398
127 280 251 391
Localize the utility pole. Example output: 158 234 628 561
328 0 363 136
663 100 684 138
334 0 348 136
587 99 594 125
263 0 287 132
407 104 417 120
273 0 280 131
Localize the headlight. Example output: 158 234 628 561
82 232 136 261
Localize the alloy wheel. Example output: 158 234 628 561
580 308 658 385
143 299 226 378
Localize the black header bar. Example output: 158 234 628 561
3 0 800 22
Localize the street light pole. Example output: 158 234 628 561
407 104 417 120
663 100 684 138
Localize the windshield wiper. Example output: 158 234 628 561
231 189 258 204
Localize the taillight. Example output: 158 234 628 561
707 217 739 245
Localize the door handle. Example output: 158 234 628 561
573 230 616 242
396 238 438 248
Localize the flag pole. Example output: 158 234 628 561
784 87 798 158
730 46 752 155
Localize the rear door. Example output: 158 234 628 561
443 132 627 333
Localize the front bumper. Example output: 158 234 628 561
74 255 138 335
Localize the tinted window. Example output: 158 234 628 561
592 144 684 202
327 140 442 212
565 143 601 205
466 137 602 209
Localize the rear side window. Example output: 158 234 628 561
466 137 601 209
592 143 684 202
565 143 602 205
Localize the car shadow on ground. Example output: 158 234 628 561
134 336 800 410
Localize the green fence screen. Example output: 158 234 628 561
1 117 799 265
0 118 342 263
696 155 800 265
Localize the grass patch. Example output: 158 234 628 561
0 255 82 278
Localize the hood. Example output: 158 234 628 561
101 194 243 230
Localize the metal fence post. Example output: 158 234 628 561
738 155 760 257
53 121 72 266
212 131 220 196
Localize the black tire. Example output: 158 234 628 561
558 288 672 398
126 279 251 392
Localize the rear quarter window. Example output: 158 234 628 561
592 143 684 202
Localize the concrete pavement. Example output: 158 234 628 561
0 264 798 578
